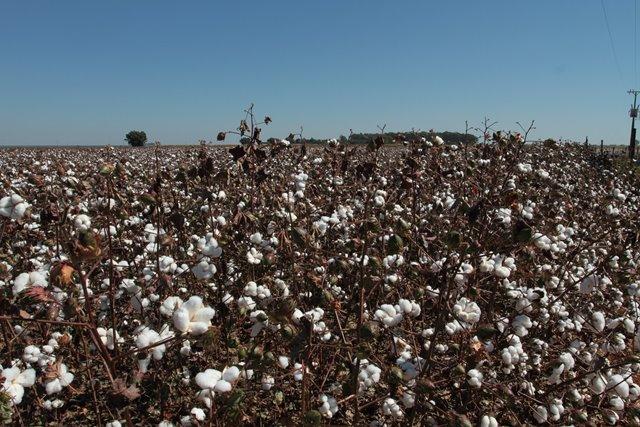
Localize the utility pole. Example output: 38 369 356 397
628 89 640 159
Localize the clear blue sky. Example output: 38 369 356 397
1 1 638 145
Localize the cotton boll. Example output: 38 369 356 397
467 369 483 388
532 405 548 424
318 394 339 418
592 311 605 332
607 374 629 398
278 356 290 369
0 194 30 220
172 296 215 335
374 304 403 327
382 398 403 419
480 415 498 427
261 375 275 390
44 362 74 395
73 214 92 231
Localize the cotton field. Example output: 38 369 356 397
1 134 640 425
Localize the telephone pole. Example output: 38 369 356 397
628 89 640 159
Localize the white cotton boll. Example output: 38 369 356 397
261 375 275 390
293 363 305 381
12 271 47 295
494 265 511 278
237 296 256 311
195 369 220 389
549 399 564 421
397 299 420 317
382 398 403 419
160 296 183 317
172 296 215 335
400 389 415 408
43 399 64 410
453 297 481 324
610 395 625 411
533 233 552 251
191 259 216 280
45 363 74 395
592 311 606 332
480 415 498 427
190 408 206 422
512 315 532 337
222 366 240 383
536 169 549 179
0 194 30 220
250 232 263 245
559 352 575 371
495 208 512 225
607 374 629 398
375 304 403 327
23 345 41 363
517 163 532 173
467 369 483 388
247 247 263 264
196 233 222 257
97 327 123 350
532 405 548 424
73 214 91 231
105 422 122 427
591 375 607 394
278 356 290 369
318 394 339 418
1 366 36 404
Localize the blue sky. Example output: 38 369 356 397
0 1 638 145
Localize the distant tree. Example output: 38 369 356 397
125 130 147 147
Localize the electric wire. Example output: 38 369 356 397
600 0 625 81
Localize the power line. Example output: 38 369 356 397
600 0 624 81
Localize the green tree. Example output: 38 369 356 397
125 130 147 147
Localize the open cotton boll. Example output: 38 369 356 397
374 304 403 327
261 375 275 390
191 259 216 280
195 233 222 257
12 271 48 295
73 214 91 231
453 297 481 324
382 397 403 419
532 405 548 424
172 296 215 335
318 394 339 418
480 415 498 427
97 327 123 350
246 247 263 264
0 194 30 220
277 356 290 369
45 362 74 395
160 296 183 317
1 366 36 405
467 369 484 388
